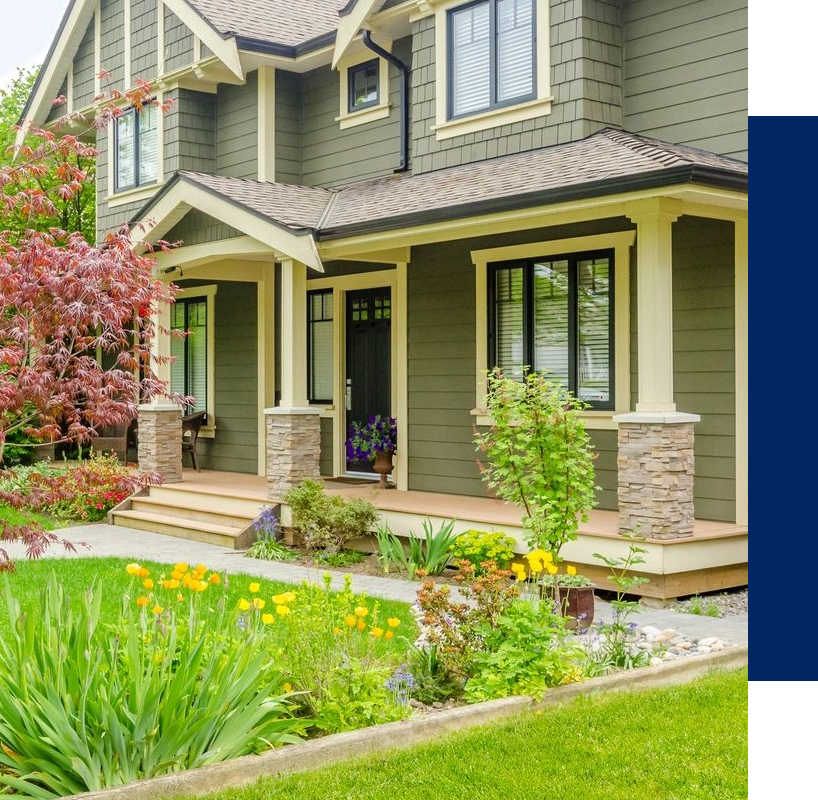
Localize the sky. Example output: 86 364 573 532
0 0 69 89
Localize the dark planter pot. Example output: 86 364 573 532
556 585 596 629
372 449 395 489
31 442 56 463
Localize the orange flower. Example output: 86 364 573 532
162 579 179 590
209 573 221 585
136 596 149 608
142 578 154 590
370 627 384 638
356 620 366 631
137 567 150 579
384 630 394 640
152 605 164 615
333 626 341 635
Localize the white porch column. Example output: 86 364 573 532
137 301 183 482
616 200 699 538
734 219 748 526
266 259 321 499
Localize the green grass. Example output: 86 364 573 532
196 669 747 800
0 503 58 531
0 557 414 640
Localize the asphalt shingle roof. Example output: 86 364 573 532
171 129 748 240
186 0 344 46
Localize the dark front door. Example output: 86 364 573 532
346 288 392 473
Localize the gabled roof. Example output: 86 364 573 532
133 128 747 258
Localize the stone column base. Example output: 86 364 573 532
137 403 182 483
265 407 322 500
614 411 701 539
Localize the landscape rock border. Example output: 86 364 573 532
67 646 748 800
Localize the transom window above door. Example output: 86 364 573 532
114 102 159 193
448 0 536 119
489 250 614 409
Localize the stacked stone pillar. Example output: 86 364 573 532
265 408 322 500
614 412 700 539
137 403 183 483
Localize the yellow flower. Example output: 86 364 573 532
252 598 266 610
174 563 189 574
276 604 290 616
333 626 341 635
142 578 154 590
370 627 384 638
283 683 293 693
126 562 141 576
194 564 207 575
171 569 184 581
261 613 274 624
182 574 193 588
384 630 394 640
282 591 296 603
137 567 150 579
354 606 369 618
177 593 184 603
387 618 401 629
239 599 251 612
357 620 366 631
567 565 577 576
272 593 287 605
547 563 558 575
162 579 180 590
136 596 149 608
514 570 526 582
192 580 208 592
528 559 544 574
249 582 260 594
152 605 164 615
346 614 357 627
209 573 221 585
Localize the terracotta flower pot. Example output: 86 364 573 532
373 449 395 488
556 585 595 629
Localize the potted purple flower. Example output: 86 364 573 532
346 415 397 488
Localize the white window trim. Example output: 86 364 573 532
174 284 217 438
336 47 392 130
106 91 165 207
425 0 552 141
471 231 635 430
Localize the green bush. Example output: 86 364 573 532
285 479 378 554
451 529 516 574
0 573 303 798
375 519 456 578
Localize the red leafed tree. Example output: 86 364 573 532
0 78 178 569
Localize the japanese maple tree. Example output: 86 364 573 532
0 77 178 569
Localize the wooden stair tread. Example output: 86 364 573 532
113 509 244 537
131 496 257 520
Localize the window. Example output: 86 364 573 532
115 102 159 193
489 250 614 408
348 59 380 113
171 297 209 420
308 290 334 403
448 0 535 119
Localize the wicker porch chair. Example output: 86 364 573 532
182 411 206 472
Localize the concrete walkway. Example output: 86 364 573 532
7 523 748 643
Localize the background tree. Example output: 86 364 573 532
1 67 96 240
0 77 178 569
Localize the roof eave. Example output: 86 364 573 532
316 165 748 241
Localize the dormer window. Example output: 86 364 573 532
449 0 535 119
115 102 159 193
348 58 380 112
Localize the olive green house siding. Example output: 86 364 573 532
300 36 413 187
73 17 97 108
216 74 258 180
275 70 303 185
100 0 126 88
320 418 334 477
410 0 623 176
132 0 159 81
622 0 748 160
672 216 736 522
164 6 194 72
165 89 216 175
177 280 259 475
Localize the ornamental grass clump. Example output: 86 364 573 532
0 566 303 799
475 368 597 563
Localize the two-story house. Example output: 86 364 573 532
21 0 748 597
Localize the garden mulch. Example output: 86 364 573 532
3 522 748 643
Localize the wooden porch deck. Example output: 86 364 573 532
158 470 748 599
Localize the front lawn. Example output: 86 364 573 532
196 669 748 800
0 503 58 531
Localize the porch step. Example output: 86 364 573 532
129 496 256 530
112 509 253 549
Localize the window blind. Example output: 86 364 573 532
309 291 333 403
496 0 534 103
186 301 207 415
493 266 525 381
139 104 159 185
451 1 491 117
116 112 135 190
577 258 611 403
533 260 570 389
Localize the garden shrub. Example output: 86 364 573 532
451 529 516 574
475 369 597 561
284 478 378 554
0 567 303 798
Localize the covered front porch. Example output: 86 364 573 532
111 469 748 600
